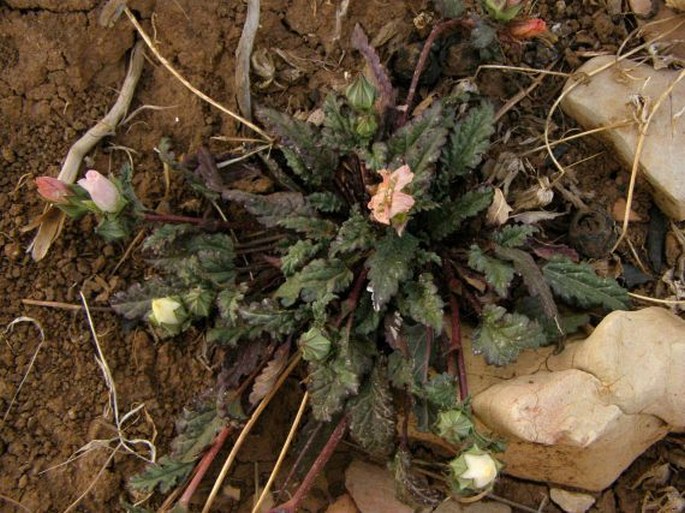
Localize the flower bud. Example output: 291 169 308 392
355 114 378 139
345 75 377 112
299 327 331 362
150 297 185 326
435 409 473 444
483 0 523 22
449 445 501 492
508 18 547 39
77 170 123 213
35 176 73 204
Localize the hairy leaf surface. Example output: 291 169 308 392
440 102 494 183
348 364 395 458
276 258 353 307
387 102 450 200
129 457 195 494
366 232 419 311
222 190 310 228
330 208 375 257
467 246 514 297
473 305 546 366
491 224 538 248
399 273 445 333
428 187 494 240
542 256 630 310
256 106 338 186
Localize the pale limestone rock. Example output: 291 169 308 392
470 308 684 491
549 488 596 513
560 56 685 220
473 369 623 446
567 308 685 426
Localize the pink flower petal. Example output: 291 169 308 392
77 170 122 213
389 191 415 218
392 165 414 191
35 176 72 204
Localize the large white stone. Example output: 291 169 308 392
469 308 684 491
560 56 685 220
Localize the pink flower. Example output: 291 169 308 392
77 170 122 213
508 18 547 39
35 176 73 204
367 164 416 235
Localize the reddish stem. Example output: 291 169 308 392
269 416 349 513
143 212 234 230
400 17 475 126
177 425 233 510
443 261 468 402
335 268 369 329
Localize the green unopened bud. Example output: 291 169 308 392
435 409 473 444
355 114 378 139
299 327 331 362
449 445 501 493
483 0 523 22
346 75 377 112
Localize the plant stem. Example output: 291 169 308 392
335 267 369 329
268 415 349 513
443 260 468 401
400 17 474 126
142 212 234 230
177 425 233 510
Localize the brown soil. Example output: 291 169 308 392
0 1 681 512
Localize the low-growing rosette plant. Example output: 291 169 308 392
43 5 629 509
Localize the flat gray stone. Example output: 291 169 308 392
561 55 685 220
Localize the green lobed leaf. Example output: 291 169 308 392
329 208 375 257
307 191 347 214
495 245 559 321
387 102 451 200
423 373 458 410
399 273 445 333
182 287 215 318
439 102 494 185
473 305 546 366
348 363 396 458
110 279 175 320
95 215 129 241
542 256 630 310
129 456 195 494
467 246 515 297
278 216 338 240
308 338 373 421
428 187 494 241
171 402 224 461
238 299 306 338
222 190 310 228
366 231 419 311
491 224 538 248
276 258 353 307
257 106 338 186
281 240 323 276
321 94 360 152
144 226 236 288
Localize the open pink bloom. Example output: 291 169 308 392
35 176 73 204
77 170 122 213
367 164 415 234
508 18 547 39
